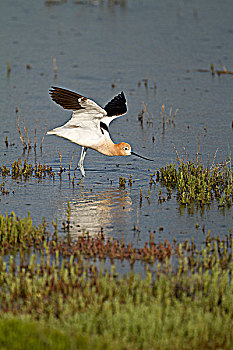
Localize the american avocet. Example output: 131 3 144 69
47 86 153 177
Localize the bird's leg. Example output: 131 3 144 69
78 147 87 177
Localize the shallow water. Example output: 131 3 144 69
0 0 232 250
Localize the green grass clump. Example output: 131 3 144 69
0 214 232 349
0 159 54 179
0 212 48 251
156 158 232 207
0 182 9 196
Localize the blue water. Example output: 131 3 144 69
0 0 232 252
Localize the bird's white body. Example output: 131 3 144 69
47 86 152 176
48 118 105 150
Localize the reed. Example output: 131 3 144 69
16 114 27 149
161 104 165 131
4 136 8 148
22 116 31 149
16 114 47 150
53 58 58 82
142 101 153 126
34 119 37 149
68 150 76 177
40 119 48 150
57 149 63 176
197 62 233 76
6 60 11 77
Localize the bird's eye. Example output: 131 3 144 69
123 146 129 151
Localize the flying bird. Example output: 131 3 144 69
47 86 152 177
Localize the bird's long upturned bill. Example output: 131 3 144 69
131 151 154 161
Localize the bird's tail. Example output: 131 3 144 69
47 126 63 135
47 129 56 135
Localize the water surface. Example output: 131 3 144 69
0 0 232 250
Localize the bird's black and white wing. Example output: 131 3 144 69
104 92 127 117
49 86 107 123
49 86 85 110
49 86 127 136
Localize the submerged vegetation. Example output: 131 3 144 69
0 211 173 262
0 147 232 348
118 146 233 208
0 159 54 180
154 143 232 207
156 157 232 207
0 212 232 349
16 112 47 150
1 148 232 210
197 62 233 76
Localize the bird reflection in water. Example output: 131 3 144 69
60 188 133 237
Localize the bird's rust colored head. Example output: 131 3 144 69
116 142 132 156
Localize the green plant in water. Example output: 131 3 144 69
0 229 232 349
0 212 232 349
0 159 54 180
155 147 233 207
119 176 126 188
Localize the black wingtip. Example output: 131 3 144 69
104 91 127 117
